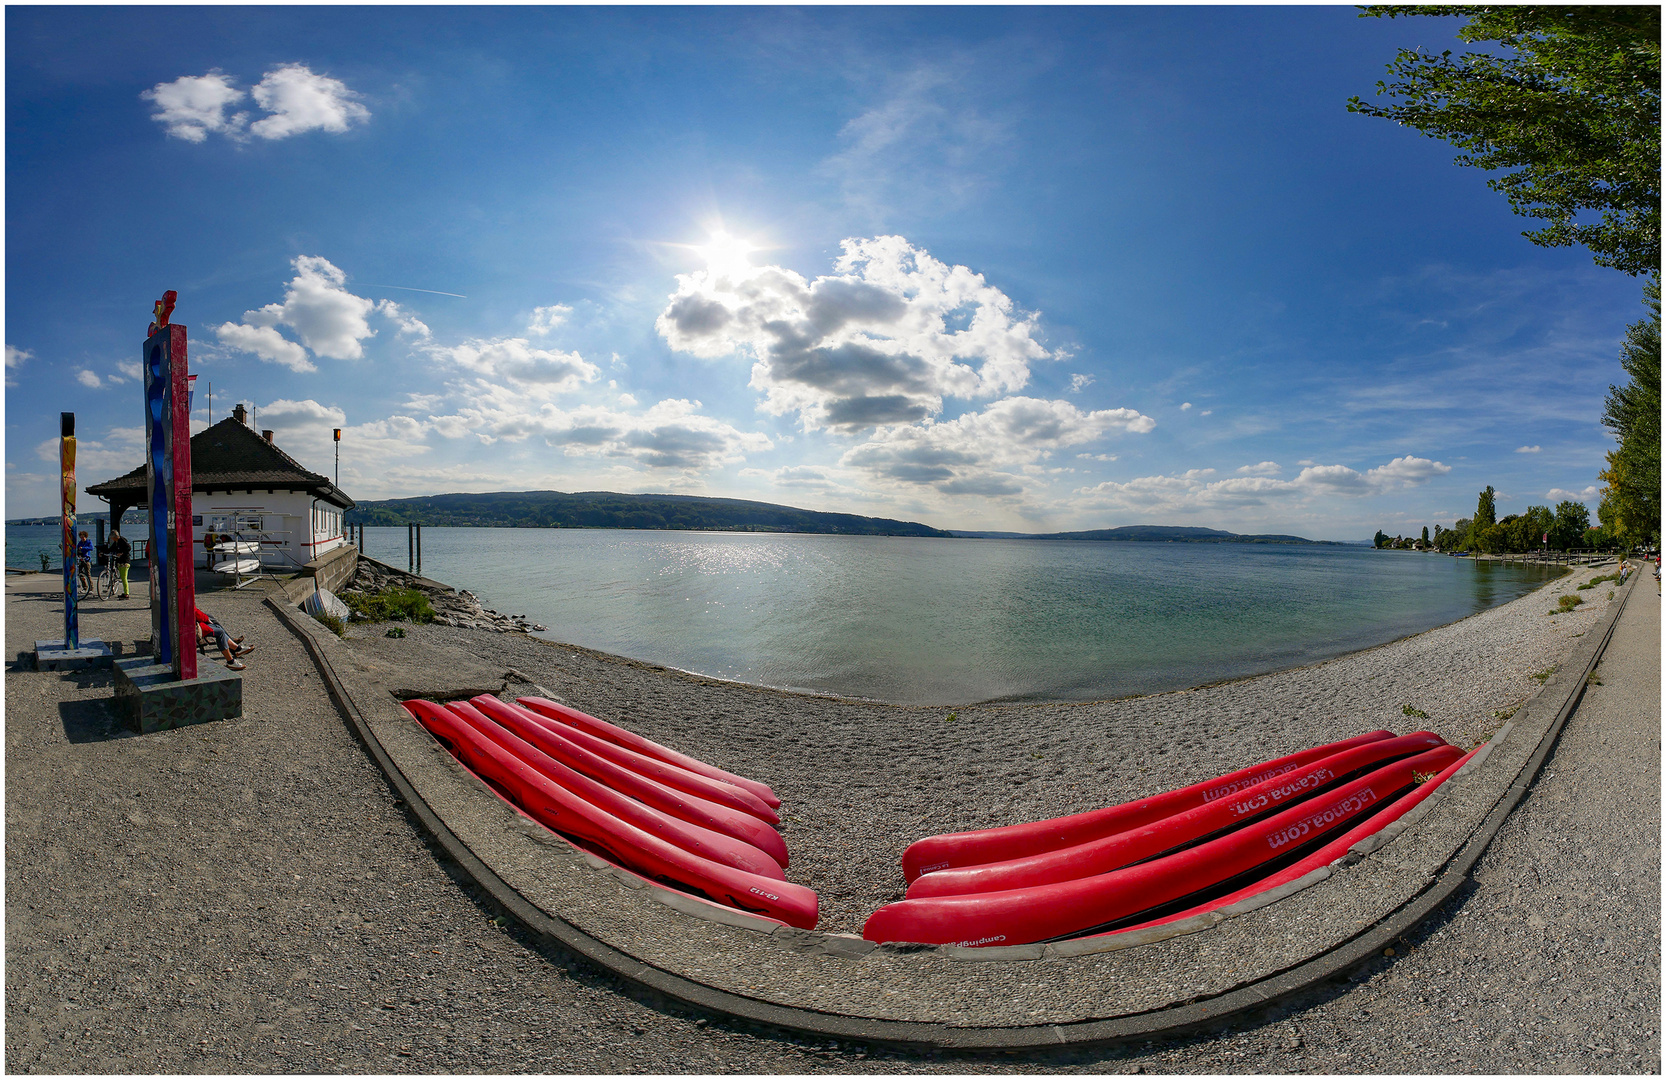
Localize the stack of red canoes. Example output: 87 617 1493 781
865 729 1473 948
400 694 817 930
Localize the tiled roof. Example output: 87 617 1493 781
86 418 354 508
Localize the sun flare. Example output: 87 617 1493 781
694 230 757 278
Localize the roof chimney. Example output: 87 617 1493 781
262 430 274 443
232 403 248 426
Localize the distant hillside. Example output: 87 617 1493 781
951 524 1343 545
346 490 953 537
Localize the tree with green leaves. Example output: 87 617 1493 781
1551 500 1592 549
1420 525 1430 547
1599 279 1661 546
1474 485 1497 535
1349 6 1660 276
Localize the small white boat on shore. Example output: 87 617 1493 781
213 557 261 575
212 540 260 556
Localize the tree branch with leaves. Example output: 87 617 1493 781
1349 5 1660 276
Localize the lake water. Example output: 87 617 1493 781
10 522 1559 703
343 526 1558 705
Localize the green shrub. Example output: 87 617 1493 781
386 626 407 638
1556 594 1583 612
343 586 435 624
316 612 346 637
1402 704 1429 719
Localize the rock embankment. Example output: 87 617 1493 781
340 558 547 635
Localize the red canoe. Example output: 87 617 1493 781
468 695 789 868
908 731 1448 898
1108 744 1479 937
443 699 785 880
511 699 779 824
400 700 817 929
864 743 1463 947
900 729 1397 881
517 695 781 809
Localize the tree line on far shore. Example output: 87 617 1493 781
1379 490 1599 556
1376 489 1601 554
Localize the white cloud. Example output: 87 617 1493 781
842 397 1154 497
247 64 369 140
427 387 771 471
251 399 432 489
6 345 31 387
618 393 638 407
1068 373 1094 394
658 235 1055 432
1366 455 1453 487
217 255 387 369
1180 402 1193 411
376 300 430 339
36 426 148 485
528 305 573 336
76 369 102 389
1515 445 1541 454
1200 410 1213 416
1237 461 1282 477
116 360 143 382
1546 486 1600 502
818 65 1011 218
141 72 248 142
1077 455 1451 516
434 338 600 395
215 322 316 372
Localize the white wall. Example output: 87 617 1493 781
191 491 347 569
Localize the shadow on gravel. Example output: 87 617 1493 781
57 696 135 743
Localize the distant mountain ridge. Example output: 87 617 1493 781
952 524 1345 545
341 492 1342 545
346 490 952 537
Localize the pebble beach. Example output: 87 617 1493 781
346 556 1628 934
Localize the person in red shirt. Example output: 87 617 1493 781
194 607 253 670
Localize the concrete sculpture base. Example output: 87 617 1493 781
32 638 113 671
113 656 242 733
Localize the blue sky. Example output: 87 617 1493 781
5 6 1645 539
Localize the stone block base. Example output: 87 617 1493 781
33 639 113 671
113 657 242 733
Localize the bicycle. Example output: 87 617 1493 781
92 559 122 600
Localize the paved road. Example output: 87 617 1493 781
5 574 1657 1073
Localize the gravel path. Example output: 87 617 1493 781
5 563 1656 1073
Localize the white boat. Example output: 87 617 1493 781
213 557 261 575
212 540 261 555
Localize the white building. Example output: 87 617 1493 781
88 404 354 571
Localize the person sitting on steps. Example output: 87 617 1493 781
194 606 253 670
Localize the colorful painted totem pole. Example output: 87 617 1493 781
143 291 196 680
59 412 78 649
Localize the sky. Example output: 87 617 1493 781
4 6 1647 540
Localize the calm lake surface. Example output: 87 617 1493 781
357 527 1558 705
9 523 1560 704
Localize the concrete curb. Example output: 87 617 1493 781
266 568 1639 1051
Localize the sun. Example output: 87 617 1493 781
694 230 757 278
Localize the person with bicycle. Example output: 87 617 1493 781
107 526 132 599
75 531 94 592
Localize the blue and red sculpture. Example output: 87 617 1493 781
143 290 196 680
59 412 78 649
